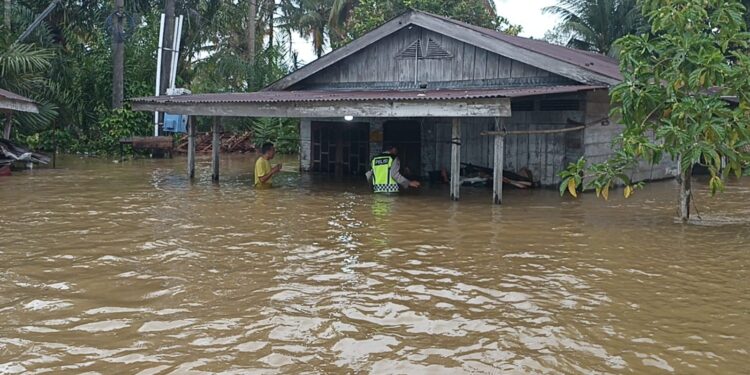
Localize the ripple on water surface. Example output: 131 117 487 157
0 155 748 373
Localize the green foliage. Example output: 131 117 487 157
4 0 512 158
559 157 586 197
92 106 152 155
24 127 78 153
0 28 60 140
252 118 299 154
561 0 750 203
544 0 644 55
345 0 521 45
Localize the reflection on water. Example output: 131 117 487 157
0 154 748 374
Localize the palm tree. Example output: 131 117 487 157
543 0 643 56
328 0 355 42
0 41 58 138
287 0 331 58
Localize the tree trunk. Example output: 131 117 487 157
267 0 273 49
111 0 125 109
246 0 257 62
678 166 692 222
160 0 175 95
4 0 10 30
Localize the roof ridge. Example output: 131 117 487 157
407 9 621 81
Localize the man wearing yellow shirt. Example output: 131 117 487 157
254 142 282 188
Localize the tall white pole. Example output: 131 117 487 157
169 15 184 90
154 13 166 136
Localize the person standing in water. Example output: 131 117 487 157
254 142 282 188
366 144 420 193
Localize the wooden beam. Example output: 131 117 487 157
0 99 39 113
211 118 221 182
187 116 195 179
493 118 506 204
131 98 511 118
481 125 585 136
3 111 13 139
450 118 461 201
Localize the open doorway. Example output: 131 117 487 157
383 120 421 179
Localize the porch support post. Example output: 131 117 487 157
187 116 196 179
493 117 506 204
211 117 221 182
450 118 461 201
3 111 13 139
299 118 312 171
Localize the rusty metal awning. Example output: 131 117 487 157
131 85 604 105
129 85 604 118
0 88 39 113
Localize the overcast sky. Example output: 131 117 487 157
291 0 561 64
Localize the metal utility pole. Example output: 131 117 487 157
112 0 124 108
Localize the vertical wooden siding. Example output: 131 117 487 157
420 107 585 186
297 27 554 86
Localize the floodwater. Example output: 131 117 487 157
1 154 748 374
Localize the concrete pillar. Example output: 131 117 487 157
299 118 312 171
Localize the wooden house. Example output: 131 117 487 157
131 10 674 203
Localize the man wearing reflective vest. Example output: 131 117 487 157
365 144 421 193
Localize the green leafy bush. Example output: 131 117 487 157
252 118 299 154
91 106 151 155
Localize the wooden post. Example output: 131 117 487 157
187 116 195 179
211 117 221 182
493 135 505 205
3 111 13 139
52 121 57 169
493 117 506 205
450 118 461 201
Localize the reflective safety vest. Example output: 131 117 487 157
371 154 399 193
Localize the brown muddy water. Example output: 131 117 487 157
0 154 748 374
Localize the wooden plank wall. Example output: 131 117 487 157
298 27 554 86
420 99 586 186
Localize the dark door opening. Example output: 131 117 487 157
311 122 369 175
383 120 421 178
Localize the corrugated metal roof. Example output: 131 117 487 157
0 88 36 104
131 85 605 104
424 12 622 81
